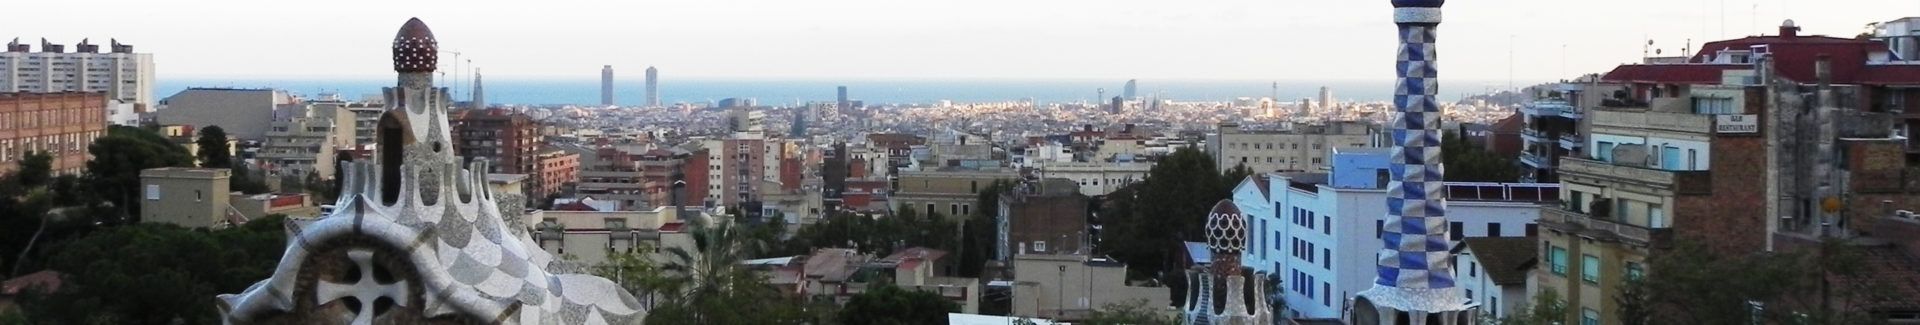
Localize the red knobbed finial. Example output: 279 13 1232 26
392 18 437 73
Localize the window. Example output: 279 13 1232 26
1582 308 1601 325
1597 142 1616 162
1450 222 1464 240
1469 260 1478 277
1322 248 1330 269
1582 254 1601 284
146 185 160 200
1569 191 1586 213
1323 216 1331 235
1033 241 1047 252
1260 220 1269 260
1549 246 1569 276
1375 220 1384 238
1488 223 1502 237
1626 262 1645 280
1649 205 1665 228
1692 97 1735 114
1526 223 1538 237
1322 282 1331 306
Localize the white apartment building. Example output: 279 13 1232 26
1207 121 1376 174
1033 161 1150 196
1 38 156 110
260 101 356 180
1230 149 1556 320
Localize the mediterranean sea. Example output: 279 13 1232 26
157 78 1517 107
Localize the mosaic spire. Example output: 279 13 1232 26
1351 0 1479 323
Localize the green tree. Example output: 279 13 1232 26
196 125 232 168
85 126 194 222
13 150 52 189
1442 132 1520 182
1100 147 1227 282
1485 288 1569 325
1221 163 1255 188
646 218 816 324
959 180 1014 277
1083 299 1179 325
837 284 957 325
13 215 288 325
590 249 677 311
229 162 271 195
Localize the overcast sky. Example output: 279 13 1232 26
9 0 1911 82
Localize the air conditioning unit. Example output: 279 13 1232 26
1897 210 1916 220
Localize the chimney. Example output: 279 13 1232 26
1815 54 1832 88
1780 19 1800 38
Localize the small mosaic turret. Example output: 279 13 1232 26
1182 200 1274 325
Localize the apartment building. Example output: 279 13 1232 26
155 88 295 141
1206 121 1375 173
0 38 155 109
259 101 355 179
451 108 542 174
0 92 105 175
894 167 1017 220
1031 161 1150 196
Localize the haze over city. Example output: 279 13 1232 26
11 0 1909 81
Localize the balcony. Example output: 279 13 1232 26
1520 151 1553 169
1541 206 1654 244
1521 100 1581 119
1558 133 1583 149
1521 128 1544 143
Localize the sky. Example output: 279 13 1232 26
7 0 1913 83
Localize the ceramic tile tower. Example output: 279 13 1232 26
216 18 646 324
1349 0 1479 324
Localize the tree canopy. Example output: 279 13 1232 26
11 215 288 325
196 125 232 169
1099 146 1230 283
1442 132 1520 183
85 125 194 222
837 284 957 325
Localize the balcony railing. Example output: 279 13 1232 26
1558 133 1583 149
1520 151 1553 169
1541 206 1653 244
1521 128 1545 142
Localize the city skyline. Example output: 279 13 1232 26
9 0 1906 81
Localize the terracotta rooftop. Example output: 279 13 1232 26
1 270 63 296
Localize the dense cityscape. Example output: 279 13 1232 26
2 2 1919 325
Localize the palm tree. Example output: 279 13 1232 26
651 217 779 323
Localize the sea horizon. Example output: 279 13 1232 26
157 77 1533 107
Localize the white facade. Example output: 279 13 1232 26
1232 173 1549 319
1035 161 1150 196
1207 122 1376 174
0 40 156 109
1454 243 1529 319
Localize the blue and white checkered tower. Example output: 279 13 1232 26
1350 0 1478 324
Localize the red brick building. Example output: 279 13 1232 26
0 92 106 175
450 108 541 174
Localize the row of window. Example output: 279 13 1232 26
1287 270 1333 308
1372 220 1536 239
1229 142 1321 151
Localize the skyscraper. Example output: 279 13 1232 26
471 68 485 109
1352 0 1475 323
1318 86 1336 111
645 66 659 107
836 86 850 115
1123 79 1138 99
600 65 614 106
1109 96 1123 115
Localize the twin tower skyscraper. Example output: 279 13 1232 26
600 65 661 107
